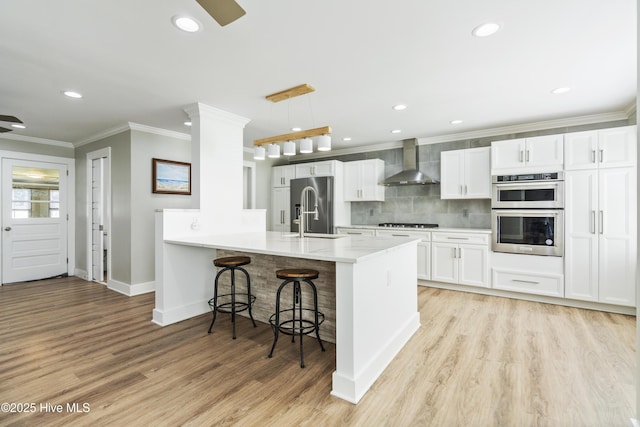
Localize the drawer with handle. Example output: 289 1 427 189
431 232 488 245
492 269 563 297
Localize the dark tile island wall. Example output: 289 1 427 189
278 119 632 229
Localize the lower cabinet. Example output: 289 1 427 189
431 232 489 287
491 252 564 298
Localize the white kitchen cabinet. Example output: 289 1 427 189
272 165 296 187
271 187 290 232
565 167 636 307
440 147 491 199
376 229 431 281
491 134 564 174
491 252 564 297
294 160 339 178
430 232 489 287
344 159 385 201
564 126 636 170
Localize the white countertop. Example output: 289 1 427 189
165 231 420 263
338 225 491 234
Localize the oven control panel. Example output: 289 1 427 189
493 172 562 182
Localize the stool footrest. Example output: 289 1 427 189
208 293 256 314
268 309 325 336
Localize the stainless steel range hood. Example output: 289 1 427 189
382 139 439 186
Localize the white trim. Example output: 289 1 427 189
74 268 89 281
86 147 111 285
128 122 191 141
152 300 209 326
0 151 75 284
108 278 155 296
75 122 191 147
0 133 74 148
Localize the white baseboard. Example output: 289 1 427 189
108 279 155 296
74 268 88 281
152 300 209 326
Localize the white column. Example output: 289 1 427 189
184 102 250 222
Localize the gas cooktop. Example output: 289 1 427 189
378 223 439 229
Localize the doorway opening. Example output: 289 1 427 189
86 148 111 284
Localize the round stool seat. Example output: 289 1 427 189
214 256 251 268
276 269 319 280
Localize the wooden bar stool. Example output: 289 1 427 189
208 256 256 339
268 268 325 368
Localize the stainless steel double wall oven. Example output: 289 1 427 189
491 172 564 256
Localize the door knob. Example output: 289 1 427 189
4 227 11 231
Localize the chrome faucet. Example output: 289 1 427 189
294 185 319 238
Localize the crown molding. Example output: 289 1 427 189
0 133 74 148
75 122 191 147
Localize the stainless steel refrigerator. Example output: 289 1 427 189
290 176 334 234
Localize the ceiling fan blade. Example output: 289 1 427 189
0 126 13 133
196 0 246 26
0 115 23 124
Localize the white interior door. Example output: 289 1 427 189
91 158 105 282
2 158 68 284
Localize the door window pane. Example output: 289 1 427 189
11 166 60 218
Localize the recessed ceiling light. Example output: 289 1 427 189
392 104 407 111
11 124 26 129
63 90 83 99
551 87 571 94
472 22 500 37
343 137 352 141
291 127 302 131
391 129 402 134
172 15 201 33
184 121 192 126
450 120 463 125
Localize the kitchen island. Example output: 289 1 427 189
153 230 421 404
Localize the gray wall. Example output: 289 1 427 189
75 131 132 283
130 130 191 284
279 119 633 229
75 129 192 286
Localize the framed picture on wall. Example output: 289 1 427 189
152 158 191 195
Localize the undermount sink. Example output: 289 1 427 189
282 233 347 239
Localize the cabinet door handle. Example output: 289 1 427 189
346 232 362 235
599 149 604 163
392 234 411 237
599 210 604 234
591 150 596 164
590 210 596 234
512 279 539 285
459 185 463 195
464 184 467 194
452 248 457 258
281 210 284 224
525 150 530 162
446 236 469 240
519 151 524 162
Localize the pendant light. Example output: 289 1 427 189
317 134 331 151
283 140 296 156
299 138 313 154
253 145 266 160
267 143 280 158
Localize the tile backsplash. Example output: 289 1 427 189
280 119 632 229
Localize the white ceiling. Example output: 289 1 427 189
0 0 636 150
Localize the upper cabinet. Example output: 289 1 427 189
294 160 339 178
440 147 491 199
344 159 385 202
491 134 564 174
564 126 637 170
271 165 296 188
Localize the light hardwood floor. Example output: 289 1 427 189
0 276 635 426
